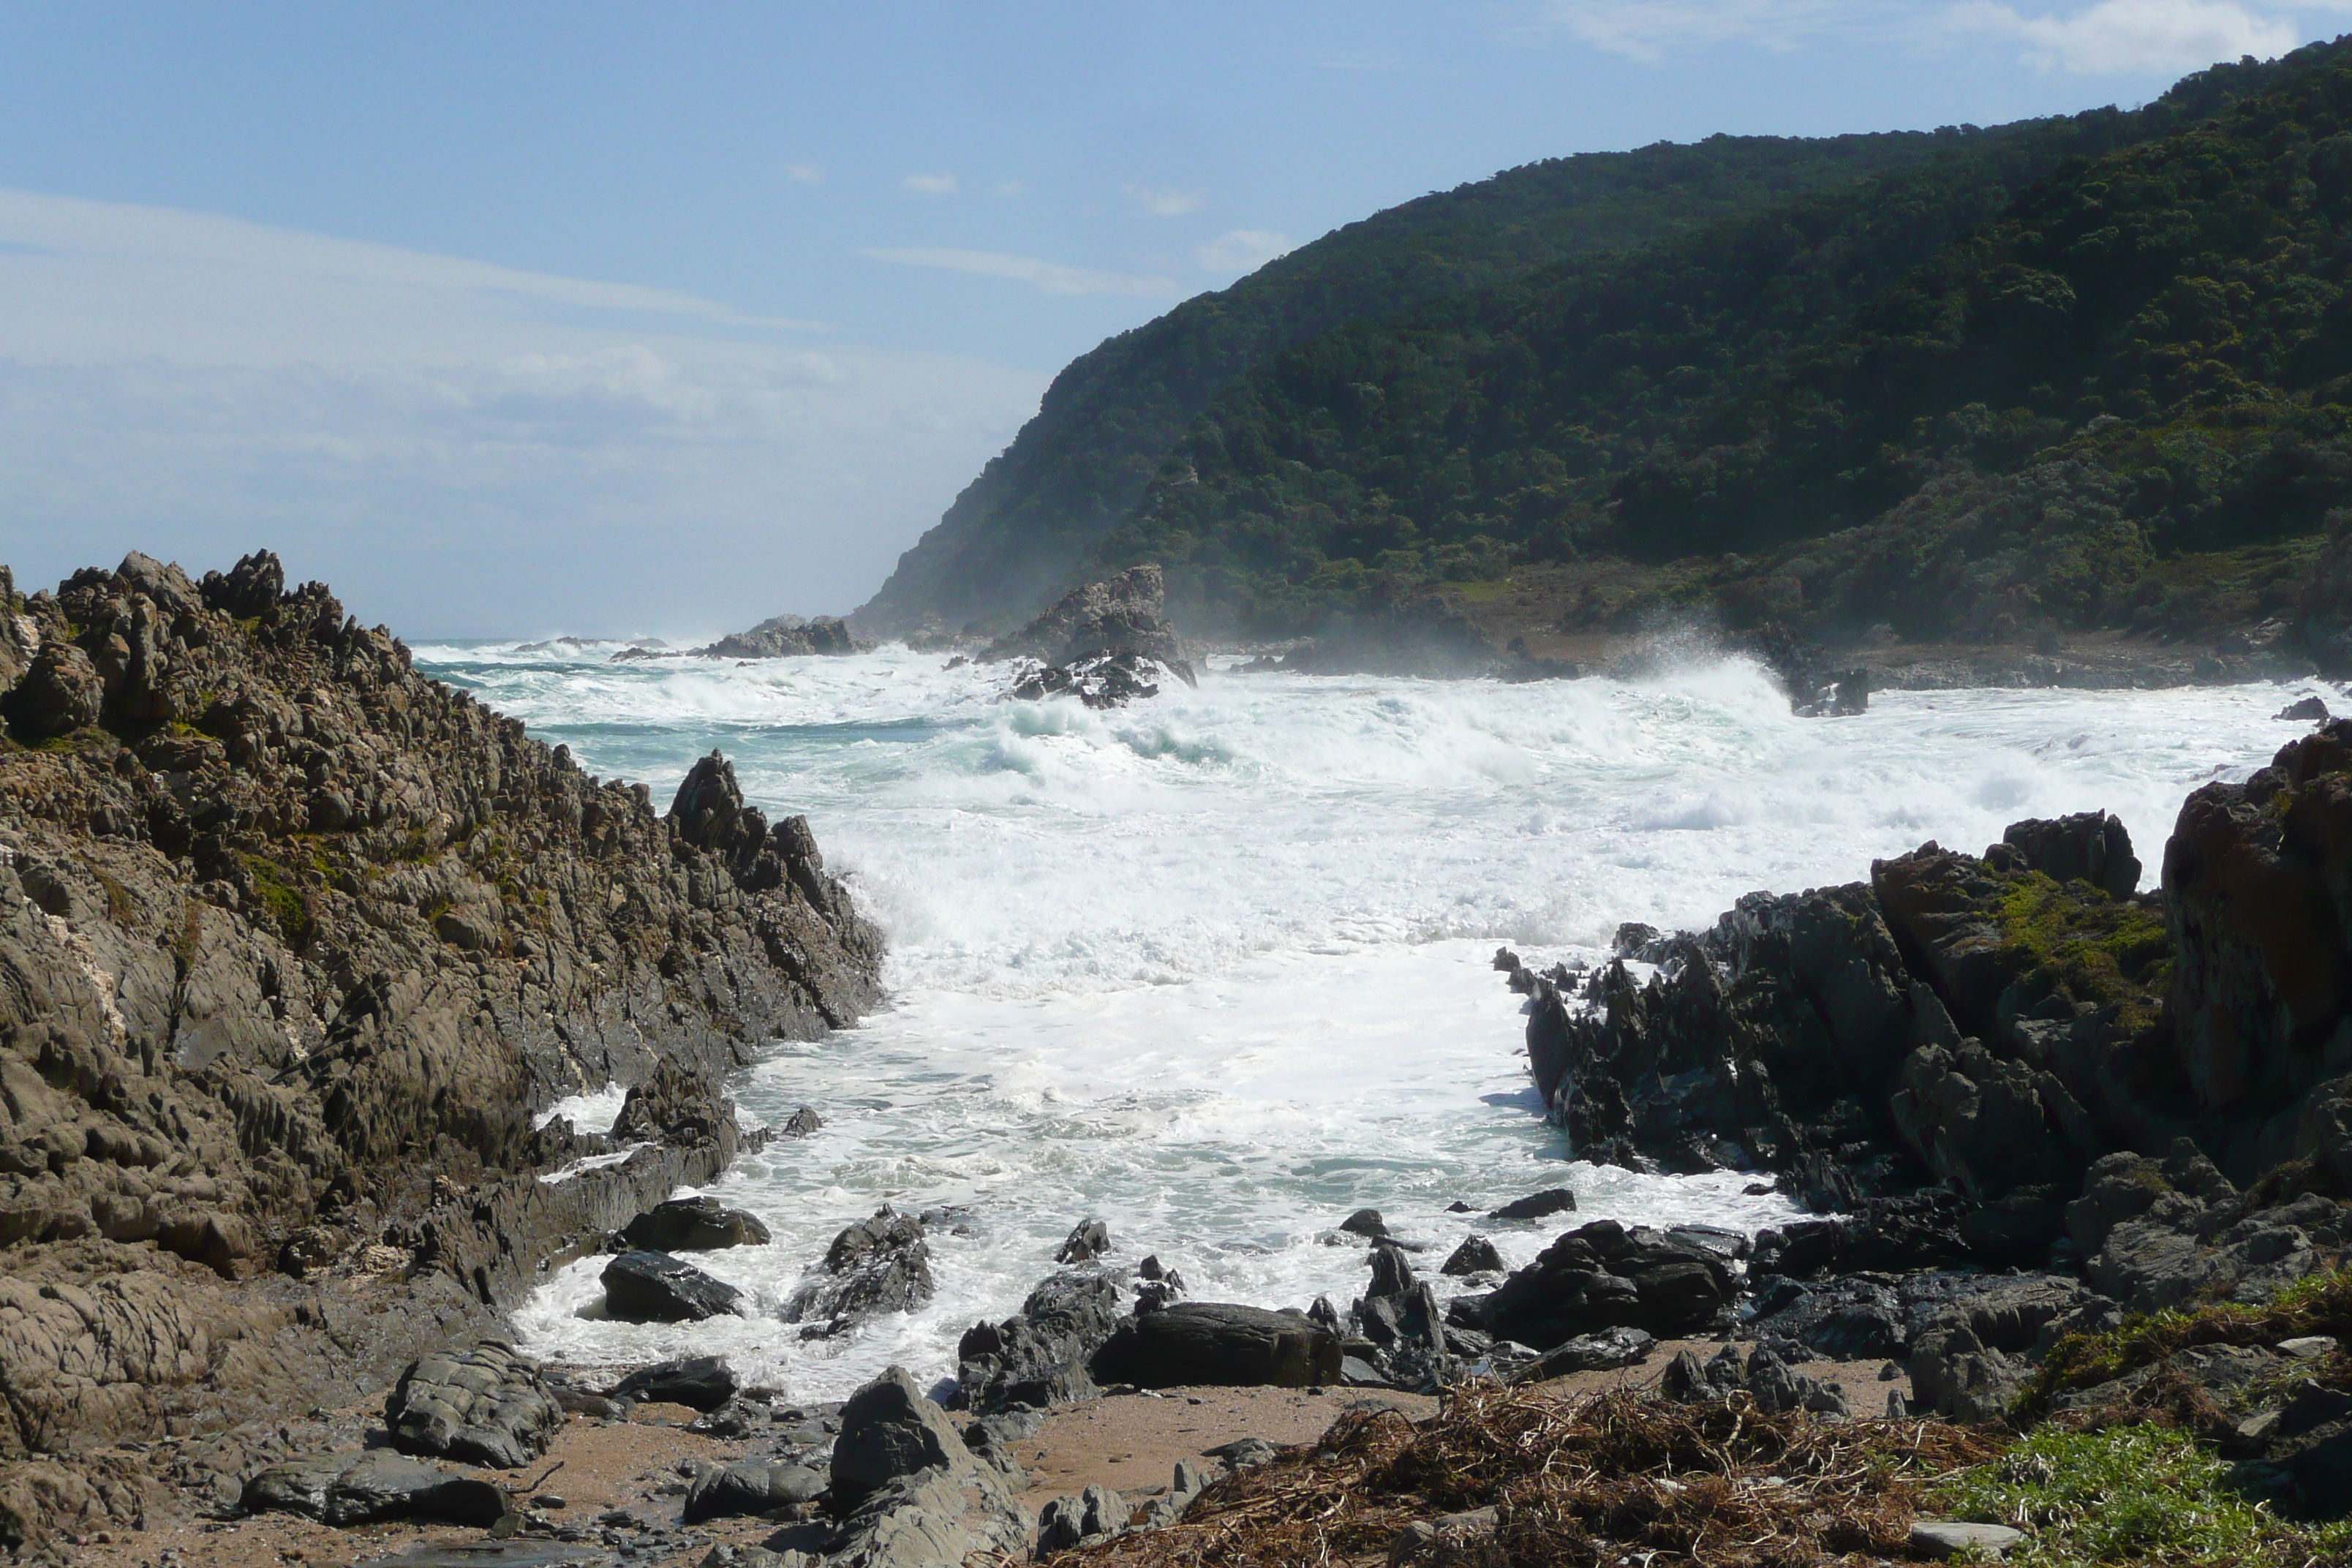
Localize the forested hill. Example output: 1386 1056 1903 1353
1091 42 2352 647
853 129 2015 634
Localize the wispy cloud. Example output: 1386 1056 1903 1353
1946 0 2296 73
861 246 1178 297
1123 183 1210 217
783 160 825 184
901 172 960 196
1515 0 1884 62
1194 230 1294 274
995 179 1030 197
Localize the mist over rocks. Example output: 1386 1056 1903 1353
0 548 885 1548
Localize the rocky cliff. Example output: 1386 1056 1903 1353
0 551 884 1545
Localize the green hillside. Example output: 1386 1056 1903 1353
852 129 2021 633
1088 44 2352 647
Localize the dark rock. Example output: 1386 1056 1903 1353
1478 1220 1736 1349
1090 1303 1343 1388
1366 1243 1417 1299
1510 1327 1654 1381
1488 1188 1578 1222
1010 650 1183 707
696 614 864 660
1036 1483 1125 1553
611 1357 739 1412
830 1365 970 1507
1440 1237 1503 1276
957 1268 1130 1414
1056 1218 1111 1264
600 1250 746 1323
243 1450 507 1527
2277 696 2331 723
6 644 103 739
681 1460 824 1523
1745 1276 1905 1362
782 1107 823 1137
1339 1208 1389 1239
1990 811 2141 898
384 1341 562 1469
620 1196 772 1252
981 565 1193 681
784 1206 933 1334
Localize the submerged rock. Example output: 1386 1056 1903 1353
784 1205 935 1336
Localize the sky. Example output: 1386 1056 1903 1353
2 1 2348 638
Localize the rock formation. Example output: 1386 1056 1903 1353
692 613 867 660
982 564 1191 676
0 549 886 1547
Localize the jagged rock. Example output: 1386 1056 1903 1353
383 1341 563 1469
1472 1221 1735 1349
830 1366 970 1507
1009 651 1184 707
612 1356 739 1411
782 1107 823 1137
1036 1483 1126 1553
956 1268 1130 1413
600 1250 746 1323
784 1206 934 1335
1985 810 2141 897
1908 1317 2024 1424
1510 1327 1654 1382
241 1450 507 1527
824 1456 1029 1568
1440 1237 1503 1276
696 614 863 660
621 1196 772 1252
2277 695 2331 723
1366 1243 1417 1299
982 565 1192 681
1091 1303 1343 1388
5 644 102 739
682 1460 824 1523
1488 1188 1578 1221
1056 1218 1111 1264
1744 1276 1906 1362
1340 1208 1390 1239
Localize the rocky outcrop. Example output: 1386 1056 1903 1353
1458 1221 1736 1349
0 549 884 1545
693 614 865 660
382 1341 562 1469
956 1268 1129 1413
823 1367 1030 1567
981 565 1192 680
784 1205 935 1337
1090 1303 1342 1388
619 1194 772 1251
1008 650 1183 708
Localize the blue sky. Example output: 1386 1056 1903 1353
1 1 2345 637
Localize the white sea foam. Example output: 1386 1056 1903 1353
533 1084 631 1135
428 641 2328 1398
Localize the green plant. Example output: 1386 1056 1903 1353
238 853 317 952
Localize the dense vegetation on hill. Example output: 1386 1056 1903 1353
853 129 2017 633
1090 43 2352 646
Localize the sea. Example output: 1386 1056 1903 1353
410 639 2320 1401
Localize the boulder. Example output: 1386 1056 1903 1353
6 644 102 739
600 1250 746 1323
956 1268 1130 1414
824 1458 1029 1568
612 1355 738 1411
1987 811 2141 898
620 1196 772 1252
784 1206 934 1335
1090 1303 1343 1389
831 1366 968 1506
682 1460 825 1523
2277 696 2331 723
1365 1243 1417 1299
1055 1218 1110 1264
1036 1482 1126 1554
1474 1221 1735 1349
383 1341 563 1469
241 1450 507 1527
1339 1208 1390 1239
1440 1237 1503 1276
1509 1327 1654 1382
1488 1188 1577 1222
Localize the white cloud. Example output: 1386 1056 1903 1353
1123 183 1210 217
1194 230 1294 274
901 172 960 195
0 188 1044 636
860 246 1179 298
783 160 825 184
1519 0 1881 62
1946 0 2296 73
995 179 1030 197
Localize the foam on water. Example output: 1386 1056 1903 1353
422 640 2323 1397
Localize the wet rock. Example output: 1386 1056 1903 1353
243 1450 507 1527
1055 1218 1111 1264
384 1341 562 1469
2277 696 2331 723
1744 1275 1905 1362
611 1356 739 1412
981 565 1192 679
1474 1220 1735 1349
681 1460 824 1523
1009 651 1183 708
620 1196 772 1252
1509 1327 1654 1382
785 1206 935 1335
1988 811 2141 898
600 1250 747 1323
1340 1208 1390 1239
696 614 863 660
781 1107 823 1137
1365 1243 1418 1299
1488 1188 1577 1222
1091 1303 1343 1389
957 1268 1129 1414
1440 1237 1503 1276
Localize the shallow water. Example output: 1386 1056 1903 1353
415 639 2320 1398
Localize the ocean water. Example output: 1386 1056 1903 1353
413 640 2323 1398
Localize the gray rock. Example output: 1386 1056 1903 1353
1036 1482 1126 1553
1055 1218 1111 1264
601 1250 747 1323
243 1450 508 1527
1488 1188 1577 1222
831 1365 967 1506
1908 1520 2024 1559
1092 1303 1343 1388
1366 1243 1417 1299
1204 1437 1279 1471
824 1460 1030 1568
1509 1326 1654 1382
957 1268 1130 1414
1340 1208 1390 1238
1440 1237 1503 1276
384 1341 563 1469
612 1355 739 1411
621 1196 772 1251
785 1206 934 1334
682 1460 824 1523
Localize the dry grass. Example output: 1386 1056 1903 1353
1045 1382 1997 1568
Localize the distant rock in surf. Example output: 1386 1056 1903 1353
983 563 1194 682
691 612 868 660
